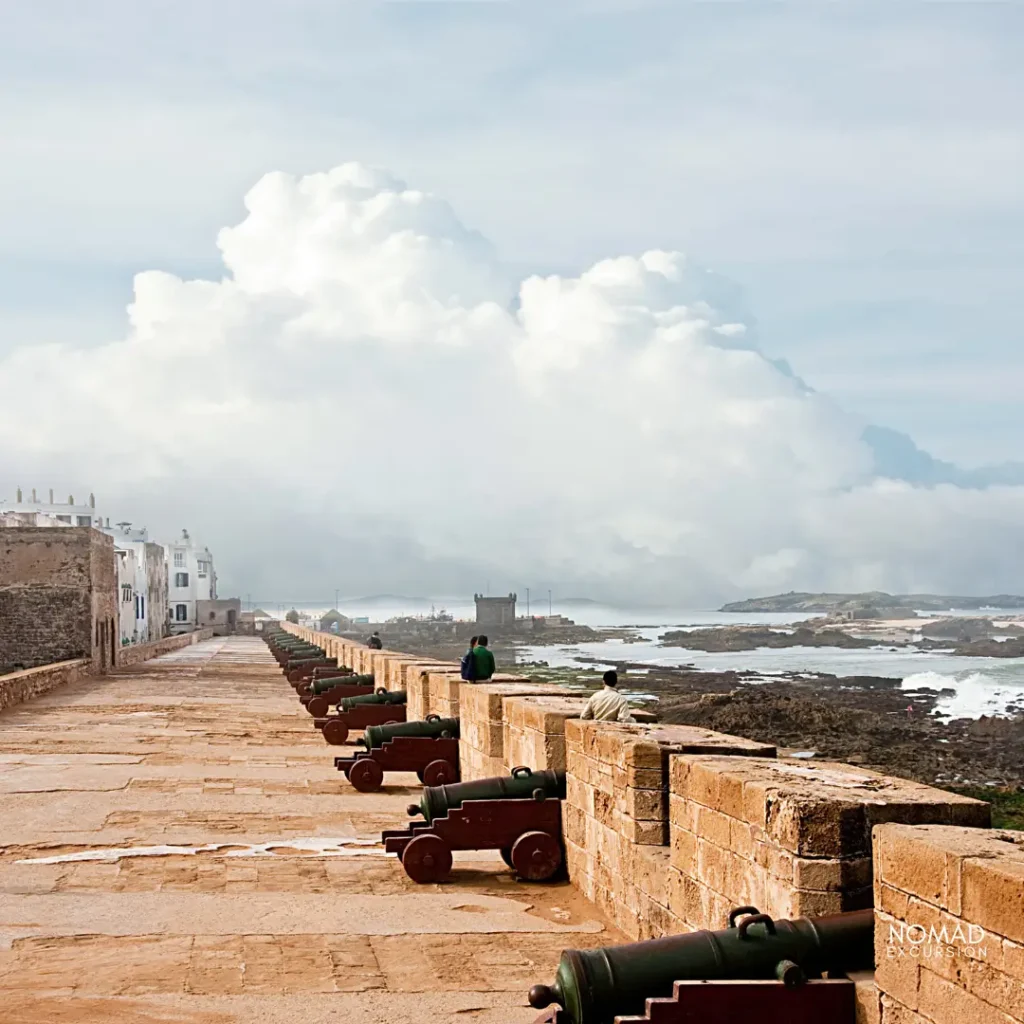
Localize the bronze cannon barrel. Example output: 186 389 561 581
527 908 874 1024
409 766 565 823
337 689 405 712
311 673 373 695
362 715 459 750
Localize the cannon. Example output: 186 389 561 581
308 673 372 696
316 689 407 745
295 667 356 697
286 656 337 683
300 672 375 708
382 767 566 883
275 645 322 667
362 715 458 750
410 764 563 822
333 715 460 792
527 907 874 1024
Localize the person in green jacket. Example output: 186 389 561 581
471 635 496 681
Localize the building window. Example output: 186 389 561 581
175 572 189 588
175 604 188 622
76 515 92 526
139 595 145 619
173 552 185 568
197 560 210 577
56 515 72 524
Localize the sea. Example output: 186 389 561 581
267 600 1024 721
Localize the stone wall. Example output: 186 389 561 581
564 721 776 940
0 659 90 713
0 627 216 714
873 824 1024 1024
668 758 990 933
116 629 213 667
0 527 118 672
275 622 1007 994
458 680 568 780
502 694 589 773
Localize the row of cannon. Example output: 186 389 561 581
263 626 875 1024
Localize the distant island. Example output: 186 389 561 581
720 591 1024 614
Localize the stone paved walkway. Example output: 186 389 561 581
0 637 615 1024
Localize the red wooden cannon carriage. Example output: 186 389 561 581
382 768 566 883
333 716 460 792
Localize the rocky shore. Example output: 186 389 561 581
658 625 878 651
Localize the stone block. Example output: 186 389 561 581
876 824 1024 947
676 758 989 858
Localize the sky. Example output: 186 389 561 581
0 1 1022 605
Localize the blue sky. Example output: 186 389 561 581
1 0 1022 464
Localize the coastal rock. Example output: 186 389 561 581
658 625 877 652
952 637 1024 658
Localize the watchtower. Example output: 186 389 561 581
474 592 517 626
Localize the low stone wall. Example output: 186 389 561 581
565 721 776 940
116 629 213 667
0 658 90 713
1 628 218 714
502 694 589 773
458 680 568 781
873 824 1024 1024
669 758 990 933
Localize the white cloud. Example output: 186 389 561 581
2 162 1022 603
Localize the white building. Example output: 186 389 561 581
104 523 168 645
167 529 218 633
0 488 101 527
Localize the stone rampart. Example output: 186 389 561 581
873 824 1024 1024
457 679 568 780
669 757 989 936
116 629 214 667
0 658 90 713
275 622 1004 996
0 628 217 714
565 720 776 939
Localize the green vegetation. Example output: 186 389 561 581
947 786 1024 830
514 661 601 690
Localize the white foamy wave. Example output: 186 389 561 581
902 671 1024 721
901 671 963 693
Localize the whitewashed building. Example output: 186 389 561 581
0 488 101 527
167 529 218 633
105 523 168 645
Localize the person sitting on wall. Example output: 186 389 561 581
471 635 495 681
580 670 635 723
460 636 479 680
367 631 383 650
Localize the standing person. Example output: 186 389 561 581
367 631 383 650
471 635 496 682
580 670 635 723
460 636 479 681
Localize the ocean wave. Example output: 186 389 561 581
902 670 1023 720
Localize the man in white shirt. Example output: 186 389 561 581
580 670 635 723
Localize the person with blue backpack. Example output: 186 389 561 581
461 634 495 682
460 636 478 680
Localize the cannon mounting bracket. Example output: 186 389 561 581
612 977 856 1023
